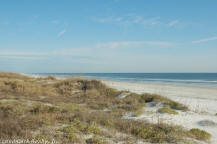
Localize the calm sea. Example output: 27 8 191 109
35 73 217 88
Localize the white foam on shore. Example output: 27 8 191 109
103 80 217 144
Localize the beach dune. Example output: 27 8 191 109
103 80 217 144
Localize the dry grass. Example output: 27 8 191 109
86 136 108 144
158 107 178 115
0 72 30 80
0 72 209 143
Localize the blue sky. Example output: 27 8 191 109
0 0 217 73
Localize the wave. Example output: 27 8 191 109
59 75 217 84
137 78 217 83
84 77 217 83
34 73 217 88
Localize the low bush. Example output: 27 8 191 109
169 101 188 111
189 128 211 141
86 136 107 144
158 107 178 115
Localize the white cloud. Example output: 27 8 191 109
192 36 217 44
92 17 112 23
57 29 66 37
0 51 47 59
0 40 174 60
95 41 174 49
93 15 179 28
168 20 179 27
134 16 143 23
0 49 94 60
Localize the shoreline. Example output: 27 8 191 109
102 79 217 90
25 73 217 89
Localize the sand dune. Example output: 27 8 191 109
103 80 217 144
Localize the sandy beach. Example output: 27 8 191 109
103 80 217 144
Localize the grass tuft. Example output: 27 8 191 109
169 101 188 111
86 136 107 144
189 128 211 141
158 107 178 115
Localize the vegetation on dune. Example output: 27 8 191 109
158 107 178 115
0 72 30 80
39 75 56 80
86 136 107 144
137 93 188 111
190 128 211 141
0 72 210 143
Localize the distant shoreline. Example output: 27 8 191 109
29 73 217 89
101 79 217 90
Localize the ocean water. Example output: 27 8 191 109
35 73 217 88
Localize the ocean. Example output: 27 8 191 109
34 73 217 88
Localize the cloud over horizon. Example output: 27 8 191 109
95 41 175 49
93 15 180 27
192 36 217 44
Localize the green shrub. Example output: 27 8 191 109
139 93 188 111
60 124 80 134
132 126 155 139
131 125 168 143
189 128 211 141
45 76 56 80
71 118 86 132
64 133 79 143
169 101 188 111
84 122 102 135
158 107 178 115
86 136 107 144
89 104 107 110
132 109 143 117
29 105 60 115
140 93 169 103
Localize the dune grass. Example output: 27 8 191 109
0 72 210 143
86 136 108 144
158 107 178 115
190 128 211 141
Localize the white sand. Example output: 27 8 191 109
103 80 217 144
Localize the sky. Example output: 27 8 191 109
0 0 217 73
